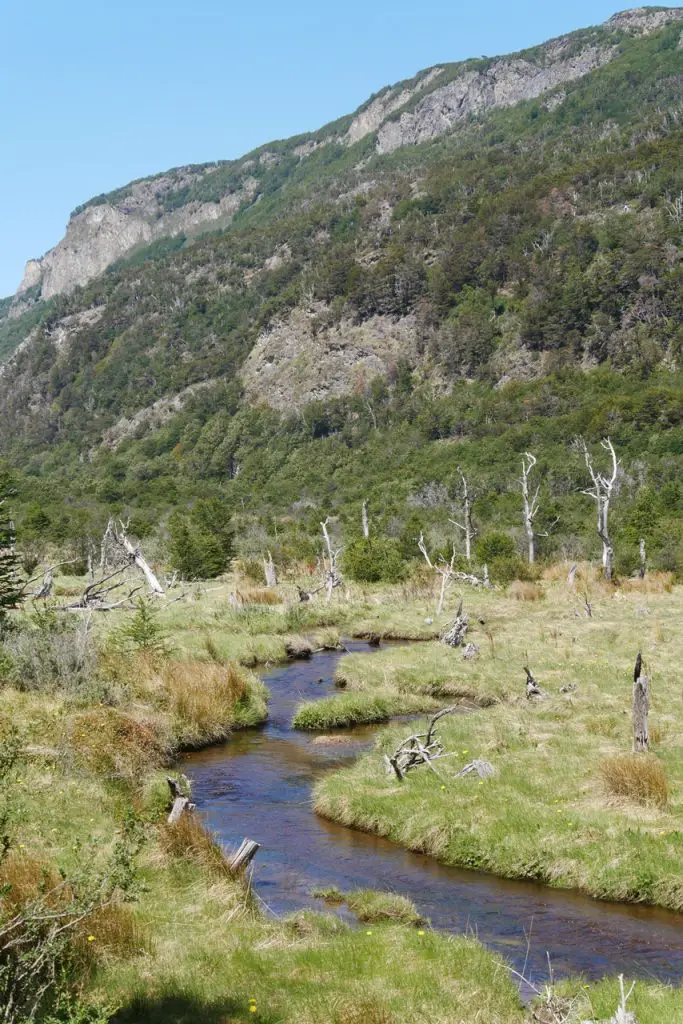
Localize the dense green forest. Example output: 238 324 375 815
1 19 683 577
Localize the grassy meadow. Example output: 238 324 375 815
1 564 683 1021
313 568 683 910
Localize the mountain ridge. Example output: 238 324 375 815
9 7 683 307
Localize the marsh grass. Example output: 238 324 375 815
159 814 235 879
315 581 683 910
344 890 425 926
293 691 434 730
507 581 545 601
601 754 670 808
234 586 282 606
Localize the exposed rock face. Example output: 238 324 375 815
345 67 443 145
11 7 683 306
607 7 683 33
17 169 257 301
242 308 418 411
376 45 614 154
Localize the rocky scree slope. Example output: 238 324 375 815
7 6 682 308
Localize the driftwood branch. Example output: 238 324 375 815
385 706 460 780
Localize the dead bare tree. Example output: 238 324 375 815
577 437 619 581
320 518 343 602
639 538 647 580
418 533 456 615
418 534 488 613
632 652 649 753
57 520 163 611
19 559 81 600
519 452 541 564
449 466 475 562
263 550 277 588
361 500 370 539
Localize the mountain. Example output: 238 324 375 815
8 6 682 307
1 8 683 574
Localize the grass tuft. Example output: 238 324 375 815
507 580 545 601
601 754 670 808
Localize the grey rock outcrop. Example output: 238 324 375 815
242 307 418 411
376 45 614 155
607 7 683 33
17 167 256 301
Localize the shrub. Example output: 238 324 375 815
0 737 143 1024
65 708 168 780
488 555 534 585
4 608 99 695
601 754 669 808
475 531 516 564
159 659 258 746
341 537 406 583
110 599 171 658
159 813 233 878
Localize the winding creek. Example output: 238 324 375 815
183 640 683 991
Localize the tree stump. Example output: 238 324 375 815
632 654 649 753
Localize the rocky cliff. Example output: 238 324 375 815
16 166 256 301
12 8 682 307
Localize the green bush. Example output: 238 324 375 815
487 555 534 585
168 498 234 580
475 531 516 564
341 537 406 583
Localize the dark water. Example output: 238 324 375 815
183 641 683 990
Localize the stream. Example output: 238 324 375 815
183 640 683 990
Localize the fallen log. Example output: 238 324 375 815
456 759 495 780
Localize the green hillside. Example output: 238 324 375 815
1 17 682 574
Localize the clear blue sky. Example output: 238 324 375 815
2 0 626 296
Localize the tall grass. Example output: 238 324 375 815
601 754 670 808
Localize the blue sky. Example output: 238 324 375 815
2 0 625 296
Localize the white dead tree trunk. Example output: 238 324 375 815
418 534 455 615
361 500 370 539
639 538 647 580
320 518 343 602
112 520 165 596
519 453 541 564
450 467 475 562
263 551 277 588
578 437 619 582
632 653 649 753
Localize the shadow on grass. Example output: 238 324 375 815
113 993 264 1024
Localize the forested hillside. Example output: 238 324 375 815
1 12 683 577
